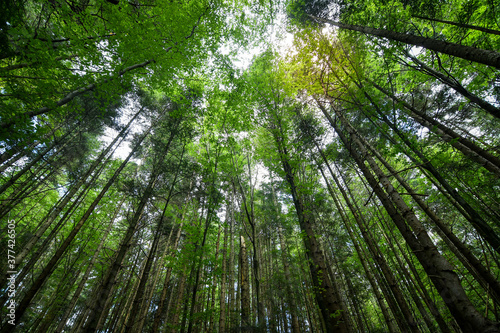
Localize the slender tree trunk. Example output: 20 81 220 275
353 114 500 304
379 218 451 332
151 218 186 333
0 60 154 129
228 198 237 331
219 214 229 333
315 149 399 333
372 81 500 176
207 224 222 333
15 109 139 265
82 173 158 333
16 147 110 286
402 51 500 118
170 266 188 333
231 151 265 330
378 220 438 332
353 84 500 255
34 248 85 333
412 15 500 36
269 174 300 333
125 227 162 332
240 235 251 328
54 198 123 333
307 112 415 332
311 15 500 69
0 130 74 196
0 120 65 173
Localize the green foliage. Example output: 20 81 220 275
1 0 500 331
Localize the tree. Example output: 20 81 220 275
1 0 499 331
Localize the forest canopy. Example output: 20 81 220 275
0 0 499 332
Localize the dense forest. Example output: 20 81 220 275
0 0 499 332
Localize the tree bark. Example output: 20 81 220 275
317 99 499 332
272 118 350 332
412 15 500 36
0 59 153 129
240 235 251 328
402 51 500 119
311 15 500 68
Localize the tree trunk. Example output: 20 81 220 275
151 219 186 333
218 213 229 333
0 60 153 129
412 15 500 36
124 227 162 332
354 84 500 256
402 51 500 119
309 122 416 333
317 99 499 332
82 172 158 333
0 129 74 196
53 198 122 333
352 113 500 305
272 121 350 332
240 235 251 328
15 108 139 265
207 224 222 333
169 266 188 333
371 81 500 176
311 15 500 68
